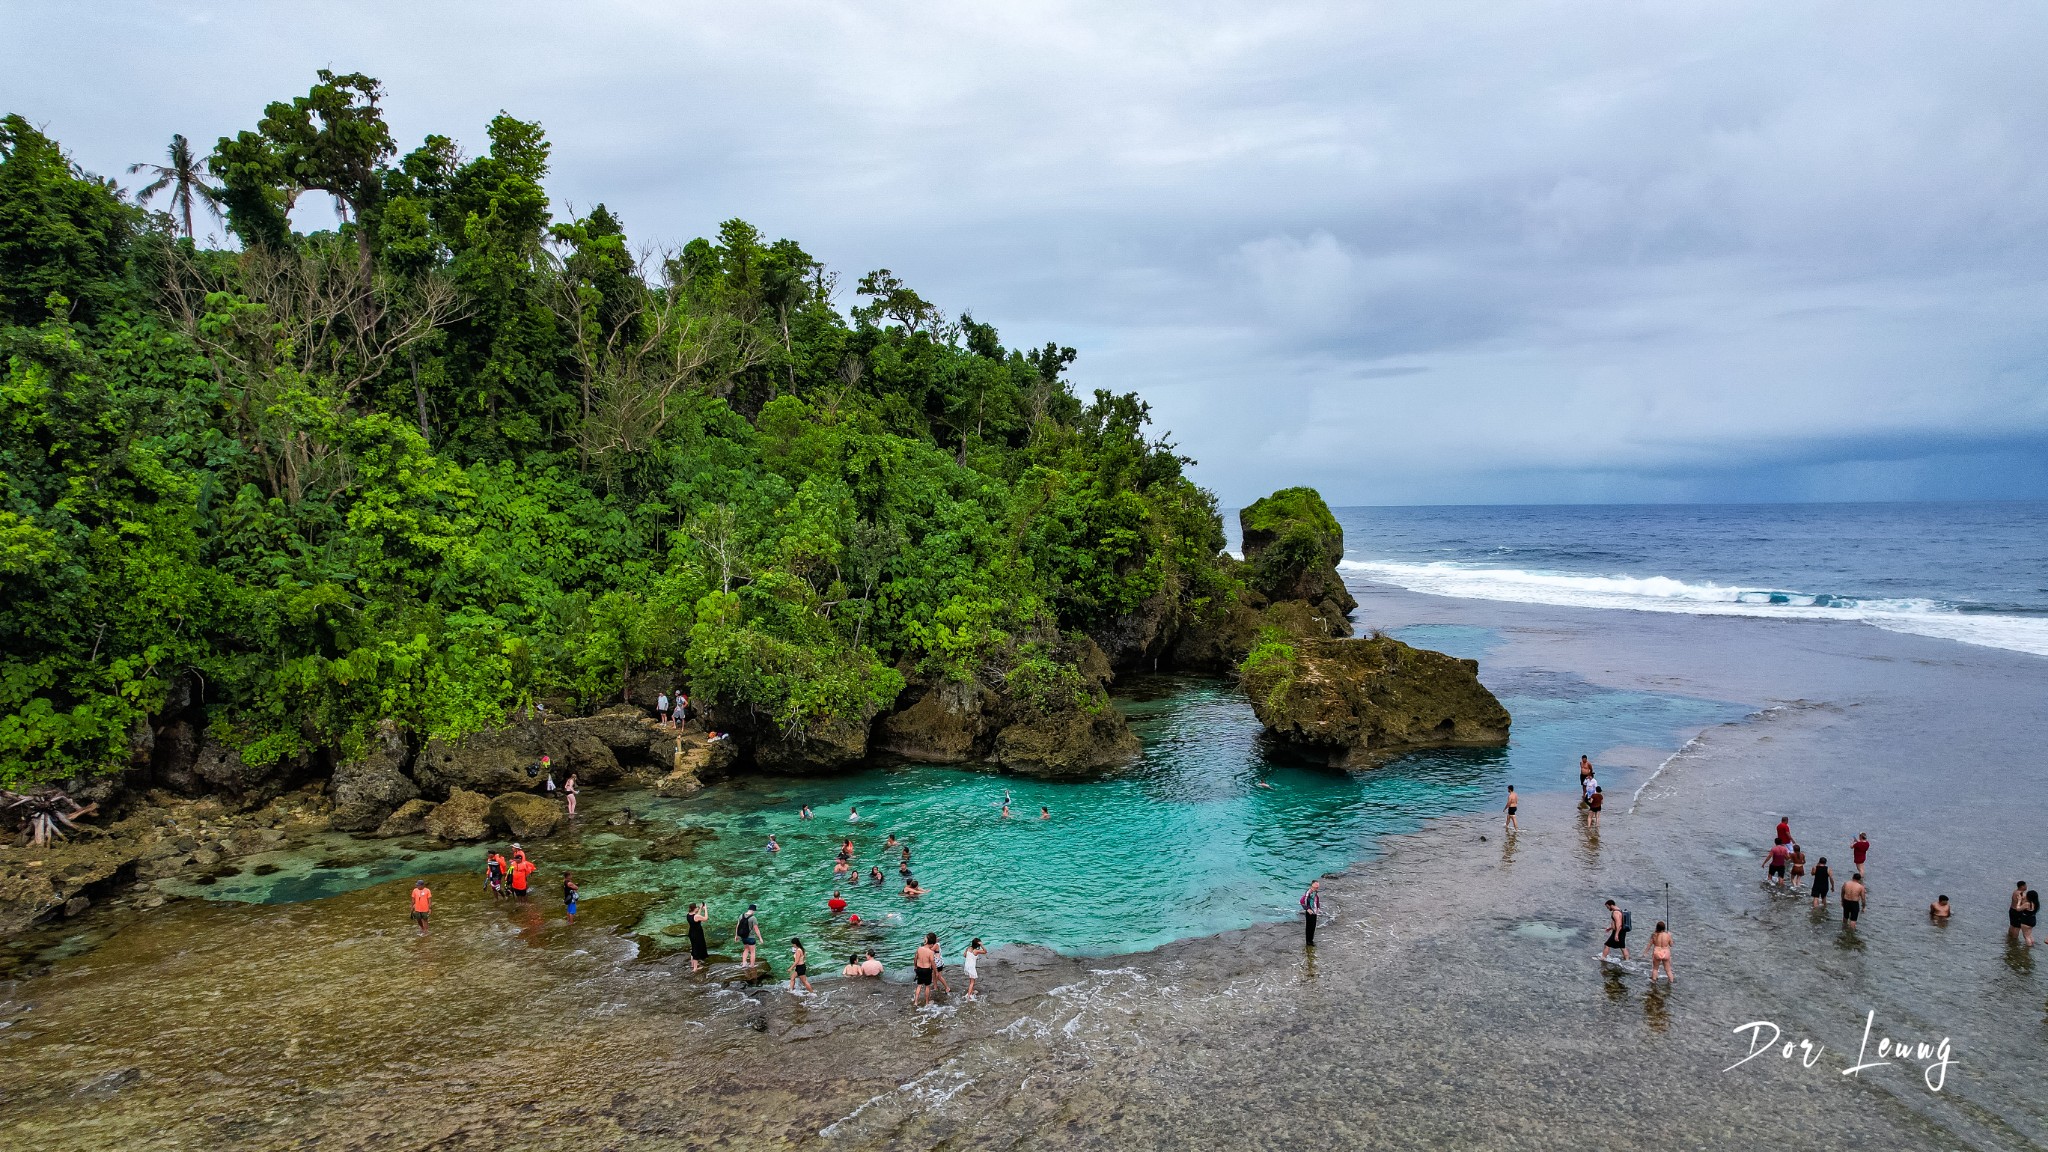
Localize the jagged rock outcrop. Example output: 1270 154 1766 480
1238 487 1358 618
1170 564 1355 671
191 736 311 798
751 711 873 773
652 732 739 797
374 798 434 838
991 704 1142 777
328 721 418 832
489 792 563 840
415 720 554 797
423 789 492 841
1240 634 1510 769
875 680 1002 762
1089 574 1185 671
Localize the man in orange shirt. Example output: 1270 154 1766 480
411 880 432 932
510 851 536 900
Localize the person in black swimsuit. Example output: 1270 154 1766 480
1810 858 1833 908
686 902 709 972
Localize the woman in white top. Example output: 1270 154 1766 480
657 692 670 723
964 938 987 996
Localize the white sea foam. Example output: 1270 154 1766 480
1343 560 2048 658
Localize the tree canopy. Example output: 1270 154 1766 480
0 75 1235 786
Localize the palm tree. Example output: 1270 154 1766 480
129 134 222 239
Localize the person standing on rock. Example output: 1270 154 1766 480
411 880 431 934
687 902 710 972
657 690 670 725
563 772 578 818
1301 880 1322 948
913 935 937 1006
736 904 760 967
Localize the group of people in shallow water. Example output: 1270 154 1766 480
667 799 1023 1004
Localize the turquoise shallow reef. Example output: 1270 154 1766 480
165 629 1744 964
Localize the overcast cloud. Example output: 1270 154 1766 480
7 1 2047 504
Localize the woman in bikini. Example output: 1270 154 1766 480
1649 921 1675 983
789 938 814 994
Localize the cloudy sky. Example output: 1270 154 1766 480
7 1 2048 505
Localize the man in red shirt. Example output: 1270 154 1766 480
1775 817 1791 845
1764 841 1791 886
1852 833 1871 873
827 891 847 917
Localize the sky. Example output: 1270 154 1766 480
6 1 2048 505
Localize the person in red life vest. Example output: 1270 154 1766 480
411 880 432 933
828 890 848 917
510 846 536 900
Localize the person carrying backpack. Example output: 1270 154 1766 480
1601 899 1632 962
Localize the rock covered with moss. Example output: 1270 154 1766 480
1238 487 1358 619
1239 634 1510 769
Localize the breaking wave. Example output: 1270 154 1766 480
1341 560 2048 658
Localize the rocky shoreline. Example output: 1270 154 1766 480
2 490 1512 939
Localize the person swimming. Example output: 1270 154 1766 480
901 876 927 897
848 805 860 822
870 865 884 884
766 835 780 853
1040 806 1050 819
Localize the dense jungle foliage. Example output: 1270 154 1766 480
0 72 1234 787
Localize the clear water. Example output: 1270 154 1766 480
1234 502 2048 656
154 660 1743 966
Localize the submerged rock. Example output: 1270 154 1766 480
489 792 563 840
328 721 418 832
423 789 492 842
1240 635 1510 769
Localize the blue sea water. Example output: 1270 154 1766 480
1296 503 2048 658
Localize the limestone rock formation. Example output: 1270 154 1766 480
991 705 1142 777
423 789 492 841
489 792 563 840
1240 635 1510 769
192 736 309 797
415 721 553 797
874 680 1001 762
374 798 434 838
328 721 418 832
750 712 874 773
1238 487 1358 617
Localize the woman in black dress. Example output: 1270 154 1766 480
686 902 710 972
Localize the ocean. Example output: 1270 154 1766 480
1294 502 2048 658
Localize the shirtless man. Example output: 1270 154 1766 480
1929 895 1952 922
1578 755 1594 806
2009 881 2029 936
1504 785 1520 832
1841 873 1867 927
912 935 938 1006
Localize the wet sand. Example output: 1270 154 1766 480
3 583 2045 1150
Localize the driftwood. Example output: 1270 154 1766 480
3 789 99 847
